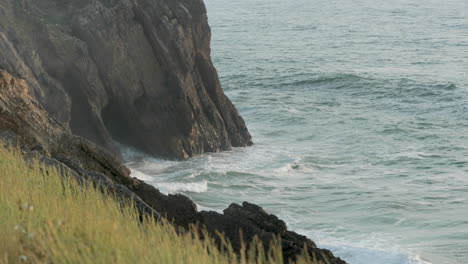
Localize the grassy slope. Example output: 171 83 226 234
0 146 321 264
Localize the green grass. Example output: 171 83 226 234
0 146 321 264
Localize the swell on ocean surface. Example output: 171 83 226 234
123 69 468 263
124 69 468 264
126 146 440 264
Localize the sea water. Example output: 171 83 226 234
126 0 468 263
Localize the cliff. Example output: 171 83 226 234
0 68 346 263
0 0 252 159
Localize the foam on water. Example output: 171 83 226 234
129 169 153 182
129 167 208 194
328 247 414 264
155 181 209 194
319 245 433 264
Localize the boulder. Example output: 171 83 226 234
201 202 347 264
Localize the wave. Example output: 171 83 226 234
321 244 433 264
129 168 154 182
281 73 366 87
276 73 461 104
411 255 433 264
130 168 208 194
275 158 315 174
156 181 208 194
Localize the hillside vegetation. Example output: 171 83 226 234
0 146 321 264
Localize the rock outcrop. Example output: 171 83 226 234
202 202 346 264
0 69 158 218
0 69 346 263
0 0 252 159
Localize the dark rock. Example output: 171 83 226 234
0 70 66 150
31 144 50 156
0 0 252 160
132 181 201 227
26 148 161 220
200 210 275 253
54 136 134 185
0 130 24 148
0 69 130 183
224 202 289 236
201 202 347 264
54 154 115 186
113 183 162 220
0 68 159 220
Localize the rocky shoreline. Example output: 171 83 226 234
0 69 346 263
0 0 347 263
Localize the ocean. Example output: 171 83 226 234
127 0 468 263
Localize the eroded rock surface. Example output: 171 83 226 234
0 0 252 159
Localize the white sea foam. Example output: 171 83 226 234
129 168 154 182
288 220 438 264
275 158 314 174
196 203 223 213
411 255 433 264
320 244 434 264
283 106 300 113
156 181 208 194
130 167 208 193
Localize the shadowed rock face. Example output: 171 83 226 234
0 69 197 225
0 0 252 159
0 69 347 264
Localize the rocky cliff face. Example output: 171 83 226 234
0 0 252 159
0 69 347 264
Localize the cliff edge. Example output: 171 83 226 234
0 69 346 264
0 0 252 159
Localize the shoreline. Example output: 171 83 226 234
126 156 438 264
0 69 347 263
